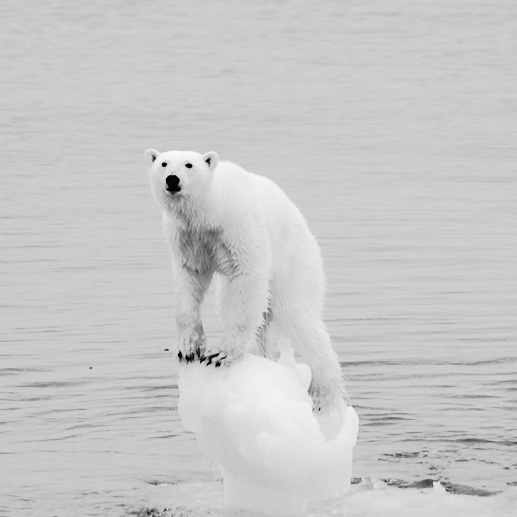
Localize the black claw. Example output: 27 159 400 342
199 351 228 366
178 351 183 361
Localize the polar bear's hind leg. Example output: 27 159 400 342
276 307 344 412
256 305 274 358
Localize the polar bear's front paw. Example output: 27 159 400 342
199 348 242 368
177 324 206 363
177 348 203 363
199 330 250 367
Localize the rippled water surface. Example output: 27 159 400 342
1 0 516 515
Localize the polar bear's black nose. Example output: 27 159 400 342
166 175 181 193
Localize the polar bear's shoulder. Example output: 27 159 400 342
214 160 248 178
214 160 279 193
213 160 262 192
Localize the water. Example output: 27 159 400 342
1 0 516 515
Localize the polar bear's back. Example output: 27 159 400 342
213 161 325 306
213 161 318 251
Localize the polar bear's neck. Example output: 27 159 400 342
168 192 218 233
165 193 239 278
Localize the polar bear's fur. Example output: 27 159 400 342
145 148 344 411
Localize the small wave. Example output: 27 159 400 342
452 437 517 447
382 478 496 497
344 356 517 368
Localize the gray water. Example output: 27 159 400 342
1 0 516 515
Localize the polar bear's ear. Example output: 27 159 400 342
145 148 160 165
202 151 219 171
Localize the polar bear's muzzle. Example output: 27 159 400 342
166 175 181 194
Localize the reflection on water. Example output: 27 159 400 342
1 0 516 514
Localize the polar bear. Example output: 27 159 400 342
145 148 344 411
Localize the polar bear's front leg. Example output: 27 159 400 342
201 272 269 367
174 265 211 363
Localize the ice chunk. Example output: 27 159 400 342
178 349 358 515
433 481 447 494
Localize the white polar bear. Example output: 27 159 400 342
145 148 344 411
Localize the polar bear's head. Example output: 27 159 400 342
145 148 219 212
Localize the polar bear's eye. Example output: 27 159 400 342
185 163 193 169
161 162 167 167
